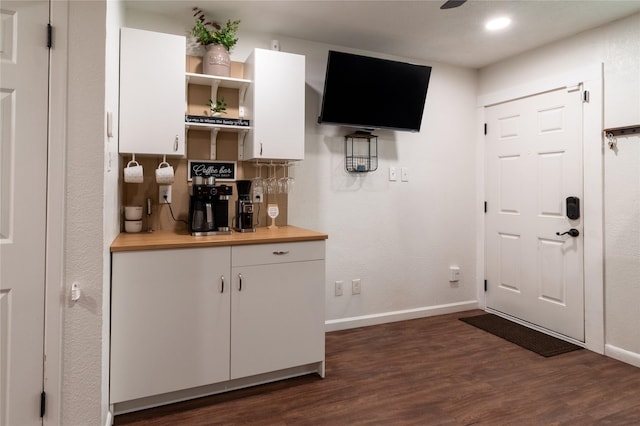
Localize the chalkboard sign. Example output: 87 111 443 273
188 160 236 182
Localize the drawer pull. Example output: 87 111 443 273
238 273 243 291
220 275 225 293
273 250 290 255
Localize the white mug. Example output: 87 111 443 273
124 205 143 220
155 161 175 184
124 160 143 183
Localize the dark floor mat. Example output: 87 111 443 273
460 314 583 357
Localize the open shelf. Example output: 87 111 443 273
185 122 252 132
185 72 251 89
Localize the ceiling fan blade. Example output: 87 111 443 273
440 0 467 9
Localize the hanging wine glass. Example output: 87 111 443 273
279 162 294 194
252 161 265 196
266 162 278 195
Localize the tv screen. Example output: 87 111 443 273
318 51 432 132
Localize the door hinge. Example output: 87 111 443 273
47 23 53 48
484 201 487 213
40 391 46 417
583 90 590 103
484 123 487 135
484 280 487 292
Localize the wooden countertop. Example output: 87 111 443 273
110 225 328 252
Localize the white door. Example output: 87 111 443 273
0 1 49 424
485 86 584 341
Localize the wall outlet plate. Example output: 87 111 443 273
159 185 172 204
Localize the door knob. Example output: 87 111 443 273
556 228 580 237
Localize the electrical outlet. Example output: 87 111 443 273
352 278 361 295
253 185 263 203
159 185 172 204
335 281 344 296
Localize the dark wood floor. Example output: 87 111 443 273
115 310 640 425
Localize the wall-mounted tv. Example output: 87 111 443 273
318 50 432 133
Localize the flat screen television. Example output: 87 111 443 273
318 50 432 133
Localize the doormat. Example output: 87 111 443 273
459 314 582 357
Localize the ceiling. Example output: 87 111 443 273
123 0 640 68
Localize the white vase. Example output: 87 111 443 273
203 43 230 77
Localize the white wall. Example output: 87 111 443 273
479 13 640 362
61 1 108 425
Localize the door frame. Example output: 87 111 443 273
43 1 68 424
475 63 604 354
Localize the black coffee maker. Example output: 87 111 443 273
189 176 233 236
235 180 255 233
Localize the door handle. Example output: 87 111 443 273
556 228 580 237
220 275 225 293
238 273 243 291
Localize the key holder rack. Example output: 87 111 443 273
345 132 378 173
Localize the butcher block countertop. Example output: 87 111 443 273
110 225 328 252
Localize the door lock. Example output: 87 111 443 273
556 228 580 237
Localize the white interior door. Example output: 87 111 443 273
485 86 584 341
0 1 50 424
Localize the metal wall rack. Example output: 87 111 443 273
345 132 378 173
604 124 640 150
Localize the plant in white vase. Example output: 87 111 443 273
191 7 240 77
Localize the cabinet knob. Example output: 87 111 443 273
238 273 243 291
174 135 179 152
220 275 225 293
272 250 290 255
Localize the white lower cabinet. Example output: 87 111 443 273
231 242 325 379
110 240 325 407
110 247 231 404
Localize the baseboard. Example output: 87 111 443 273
324 300 479 332
605 344 640 368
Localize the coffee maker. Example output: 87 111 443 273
235 180 255 233
189 176 233 236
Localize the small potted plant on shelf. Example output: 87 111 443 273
208 97 227 117
191 7 240 77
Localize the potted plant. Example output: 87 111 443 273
208 97 227 117
192 7 240 76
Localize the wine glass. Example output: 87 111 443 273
279 163 294 194
267 203 279 229
252 162 265 198
266 163 278 195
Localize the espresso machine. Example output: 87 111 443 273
189 177 233 235
235 180 255 233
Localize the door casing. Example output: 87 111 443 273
475 63 604 354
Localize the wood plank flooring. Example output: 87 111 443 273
114 310 640 425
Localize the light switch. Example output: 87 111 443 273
389 167 397 181
401 167 409 182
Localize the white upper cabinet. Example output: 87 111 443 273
119 28 186 156
243 49 305 161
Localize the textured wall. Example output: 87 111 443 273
62 2 108 425
479 13 640 358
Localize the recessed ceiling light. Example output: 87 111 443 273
485 17 511 31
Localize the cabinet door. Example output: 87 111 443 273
111 247 230 403
119 28 185 155
244 49 305 161
230 260 325 379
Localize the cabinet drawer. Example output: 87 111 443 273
232 241 324 266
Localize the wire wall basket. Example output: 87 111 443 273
345 132 378 173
